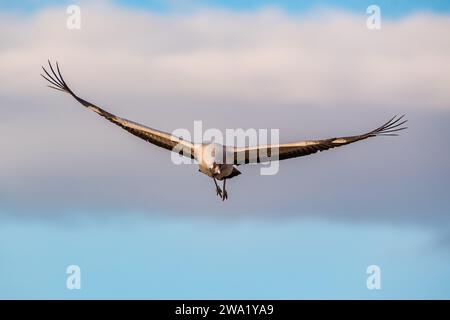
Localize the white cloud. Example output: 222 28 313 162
1 5 450 107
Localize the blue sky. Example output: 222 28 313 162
1 213 449 299
1 1 450 299
117 0 450 16
2 0 450 16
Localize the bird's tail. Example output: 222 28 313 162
227 167 242 179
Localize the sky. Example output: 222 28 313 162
1 0 450 299
3 0 450 16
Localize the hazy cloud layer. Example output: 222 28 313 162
0 4 449 233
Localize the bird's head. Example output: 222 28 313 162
211 163 221 174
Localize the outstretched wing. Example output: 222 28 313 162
232 115 407 164
41 61 195 159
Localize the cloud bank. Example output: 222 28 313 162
0 4 449 233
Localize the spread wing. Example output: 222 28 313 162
41 61 195 159
232 115 407 164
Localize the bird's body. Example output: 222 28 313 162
41 61 407 201
195 143 238 180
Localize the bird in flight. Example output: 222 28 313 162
41 61 407 201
